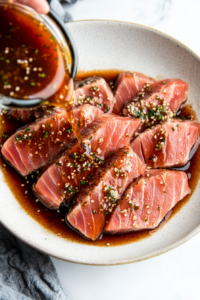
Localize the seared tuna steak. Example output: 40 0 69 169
104 169 190 234
1 104 103 176
131 119 200 168
74 77 115 113
123 79 188 128
32 114 141 210
67 145 146 240
4 105 54 124
113 72 155 114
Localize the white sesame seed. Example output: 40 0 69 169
96 148 102 154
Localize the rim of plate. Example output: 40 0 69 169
1 19 200 266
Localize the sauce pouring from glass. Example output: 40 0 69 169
0 1 84 148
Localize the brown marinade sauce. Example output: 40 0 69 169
0 3 71 102
1 70 200 247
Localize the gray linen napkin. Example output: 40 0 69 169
0 1 77 299
0 224 68 300
48 0 76 22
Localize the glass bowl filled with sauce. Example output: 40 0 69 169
0 1 77 107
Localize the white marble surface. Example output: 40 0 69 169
52 1 200 299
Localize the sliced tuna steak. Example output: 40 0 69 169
123 79 188 128
131 119 200 168
104 169 190 234
4 105 54 124
32 114 141 210
67 145 146 240
74 77 115 113
1 104 103 176
113 72 155 114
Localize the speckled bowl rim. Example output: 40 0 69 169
1 19 200 266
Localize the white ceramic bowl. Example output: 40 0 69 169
1 20 200 265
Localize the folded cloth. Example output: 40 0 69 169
48 0 77 22
0 224 68 300
60 0 77 3
0 1 77 299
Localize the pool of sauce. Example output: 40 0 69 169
1 70 200 247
